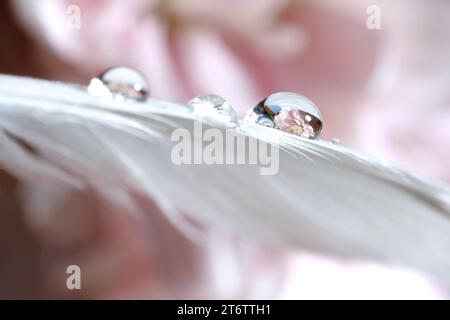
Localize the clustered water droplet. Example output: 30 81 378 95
87 72 328 140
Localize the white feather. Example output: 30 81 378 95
1 74 450 288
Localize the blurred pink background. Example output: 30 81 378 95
0 0 449 299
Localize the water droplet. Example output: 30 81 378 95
331 138 341 145
88 67 149 101
189 94 238 127
244 92 323 139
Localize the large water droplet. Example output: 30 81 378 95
244 92 323 139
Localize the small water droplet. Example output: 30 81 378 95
244 92 323 139
331 138 341 145
88 67 149 101
189 94 238 127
